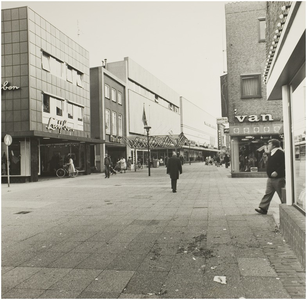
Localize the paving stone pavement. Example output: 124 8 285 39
1 163 305 299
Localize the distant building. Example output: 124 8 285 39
224 2 283 177
90 65 126 171
180 96 219 162
107 57 181 164
1 6 103 182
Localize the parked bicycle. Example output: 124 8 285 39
56 165 78 178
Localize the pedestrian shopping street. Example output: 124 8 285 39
1 163 305 299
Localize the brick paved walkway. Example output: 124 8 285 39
2 163 305 298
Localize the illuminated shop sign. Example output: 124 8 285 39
231 123 282 136
235 114 274 123
46 117 74 133
1 81 20 91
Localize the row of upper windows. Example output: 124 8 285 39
104 84 123 105
42 51 84 87
129 80 180 114
105 109 123 137
43 94 84 122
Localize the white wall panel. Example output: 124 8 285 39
129 90 180 136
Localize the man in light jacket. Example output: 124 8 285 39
167 151 182 193
255 139 285 214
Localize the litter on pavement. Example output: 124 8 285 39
213 276 227 284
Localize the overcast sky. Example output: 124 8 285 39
2 1 228 118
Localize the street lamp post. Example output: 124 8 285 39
144 125 151 176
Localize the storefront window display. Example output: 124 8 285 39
292 79 306 211
40 143 85 176
238 136 280 172
1 141 21 175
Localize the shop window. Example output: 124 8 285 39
112 111 117 135
42 52 50 71
111 88 116 102
240 74 261 99
55 98 63 116
118 91 122 105
76 106 83 122
105 84 110 99
43 94 50 113
105 109 111 134
258 17 266 42
76 71 83 87
118 114 123 137
67 102 73 119
2 142 21 175
292 79 306 211
50 56 64 78
67 66 73 83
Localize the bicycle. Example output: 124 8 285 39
56 165 78 178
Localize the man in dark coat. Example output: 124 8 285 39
255 139 285 214
167 151 182 193
104 154 111 178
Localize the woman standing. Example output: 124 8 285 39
66 154 75 177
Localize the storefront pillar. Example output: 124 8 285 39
30 138 39 182
282 84 294 205
85 144 91 175
231 137 240 172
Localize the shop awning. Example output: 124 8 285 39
121 132 189 149
3 131 105 144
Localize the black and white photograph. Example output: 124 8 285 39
1 1 306 299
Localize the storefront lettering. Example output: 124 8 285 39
1 81 20 91
46 118 74 132
235 114 274 123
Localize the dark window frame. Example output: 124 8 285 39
240 74 262 99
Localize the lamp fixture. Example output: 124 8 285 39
277 21 285 28
279 13 288 19
281 5 291 11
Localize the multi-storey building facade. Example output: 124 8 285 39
264 1 306 267
107 57 182 164
180 96 218 162
224 2 284 177
1 6 103 182
90 65 126 171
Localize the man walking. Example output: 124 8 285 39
255 139 285 214
167 151 182 193
104 154 111 178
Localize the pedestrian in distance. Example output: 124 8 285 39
167 151 182 193
120 157 126 173
255 139 285 215
65 153 75 177
104 154 111 178
224 154 230 168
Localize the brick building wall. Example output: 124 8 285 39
225 2 283 125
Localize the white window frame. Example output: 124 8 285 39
67 65 73 83
105 109 111 134
240 74 262 99
111 88 117 102
105 84 110 99
112 111 117 136
118 114 123 137
118 91 122 105
258 17 266 42
67 102 73 119
42 52 50 72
